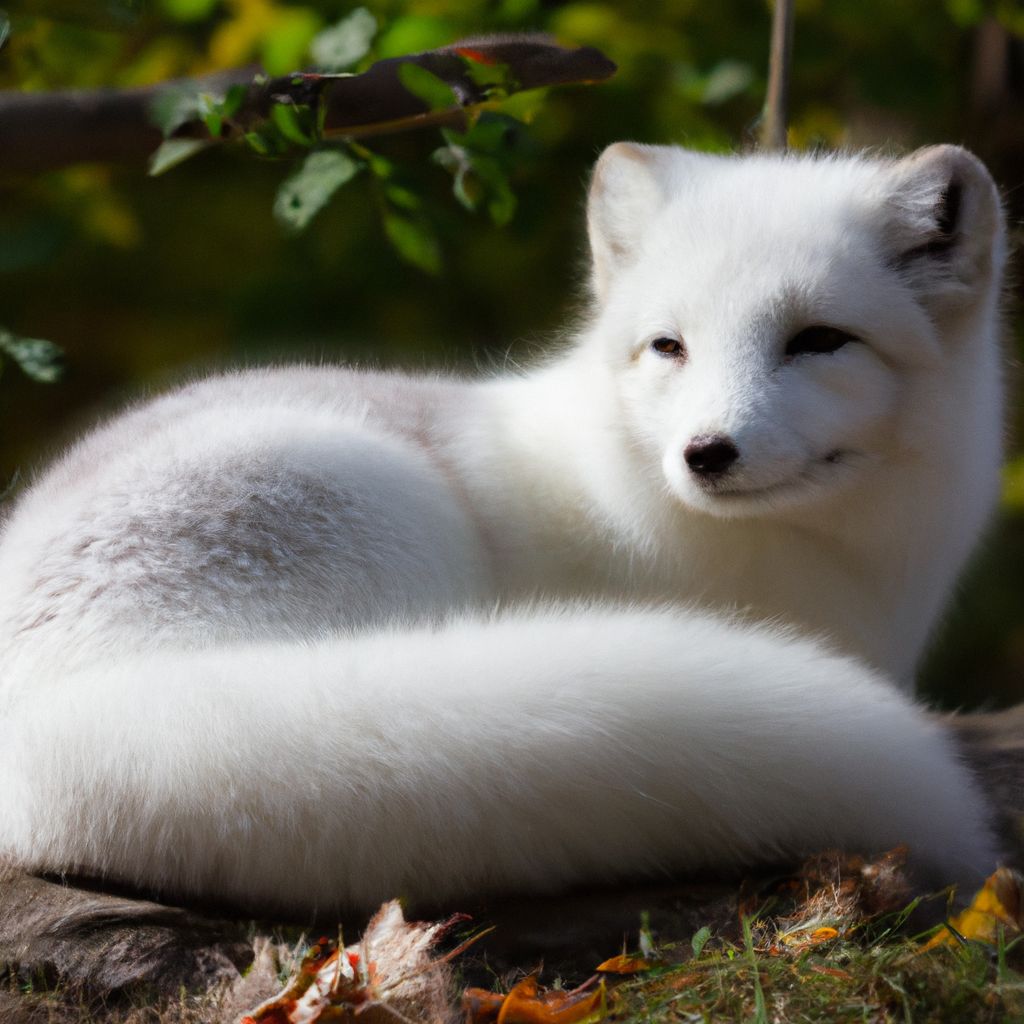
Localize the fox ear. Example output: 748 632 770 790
587 143 672 303
884 145 1004 310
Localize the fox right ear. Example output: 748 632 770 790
587 143 670 303
883 145 1005 313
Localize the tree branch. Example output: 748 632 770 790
0 36 616 175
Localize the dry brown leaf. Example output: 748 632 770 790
241 900 470 1024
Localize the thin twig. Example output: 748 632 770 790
760 0 795 151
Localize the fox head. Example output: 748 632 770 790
585 144 1005 520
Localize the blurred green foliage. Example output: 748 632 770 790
1 0 1022 706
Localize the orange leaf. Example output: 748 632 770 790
809 927 839 943
494 976 607 1024
594 954 653 974
463 987 507 1023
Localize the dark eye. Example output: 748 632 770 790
785 326 858 358
651 337 686 359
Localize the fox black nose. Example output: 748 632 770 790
684 435 739 476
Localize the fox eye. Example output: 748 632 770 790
651 337 686 359
785 326 859 358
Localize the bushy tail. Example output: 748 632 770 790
0 606 996 914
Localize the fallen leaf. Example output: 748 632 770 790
922 867 1024 950
773 924 841 953
462 987 507 1022
242 900 473 1023
464 976 610 1024
495 976 607 1024
594 954 653 974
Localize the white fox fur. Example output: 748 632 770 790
0 144 1007 914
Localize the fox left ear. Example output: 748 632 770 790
884 145 1004 310
587 143 675 303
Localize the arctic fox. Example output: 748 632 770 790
0 143 1007 915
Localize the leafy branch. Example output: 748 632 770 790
140 20 613 266
0 328 63 384
0 30 614 175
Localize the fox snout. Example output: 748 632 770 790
684 434 740 478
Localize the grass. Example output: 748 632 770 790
610 933 1024 1022
606 916 1024 1023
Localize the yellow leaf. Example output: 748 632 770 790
922 868 1024 950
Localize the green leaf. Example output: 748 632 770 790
486 184 516 226
152 83 249 141
270 103 315 147
495 87 546 123
459 54 514 93
443 113 514 155
244 131 274 156
0 10 10 51
148 138 211 176
383 212 441 274
433 145 482 212
433 142 516 225
691 926 712 958
471 153 516 225
150 84 203 137
701 60 753 106
0 330 64 383
384 183 420 212
398 62 457 112
366 152 394 179
221 83 246 119
274 149 359 232
197 89 235 137
310 7 376 72
742 916 768 1024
